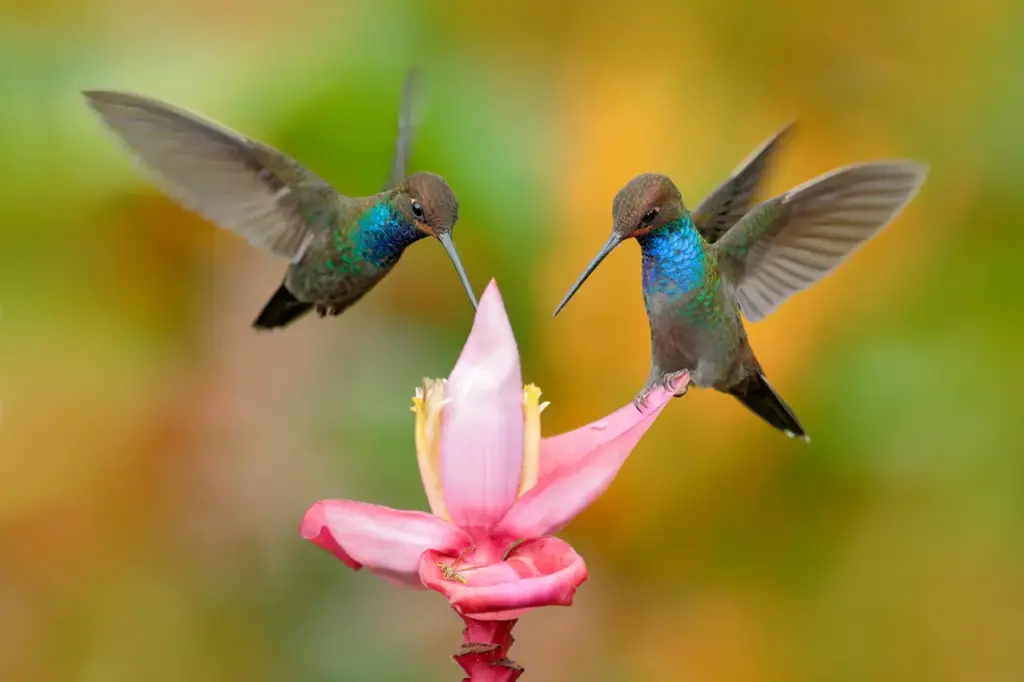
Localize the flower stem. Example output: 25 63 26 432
453 614 523 681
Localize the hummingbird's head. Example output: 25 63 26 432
552 173 685 317
398 171 460 237
612 173 685 240
396 171 477 309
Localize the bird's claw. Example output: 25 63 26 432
634 371 690 412
662 370 690 397
315 304 344 318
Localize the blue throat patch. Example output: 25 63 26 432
637 212 706 295
354 202 425 267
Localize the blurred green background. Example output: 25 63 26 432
2 0 1023 680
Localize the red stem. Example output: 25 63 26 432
453 614 523 681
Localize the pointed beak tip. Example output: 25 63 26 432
437 232 477 310
551 233 623 317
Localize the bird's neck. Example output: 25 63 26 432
637 211 709 293
353 202 426 267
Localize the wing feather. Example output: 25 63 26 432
716 161 928 321
692 121 794 243
83 90 335 260
382 70 424 191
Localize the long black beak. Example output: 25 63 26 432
552 233 624 317
438 232 478 310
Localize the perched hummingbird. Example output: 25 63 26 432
82 72 477 330
553 126 927 439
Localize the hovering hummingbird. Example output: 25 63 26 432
82 72 477 330
553 125 927 439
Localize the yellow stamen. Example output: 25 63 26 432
413 378 451 521
518 384 547 497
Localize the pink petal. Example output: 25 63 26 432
300 500 472 588
440 281 525 529
537 374 688 481
497 376 686 538
419 537 588 620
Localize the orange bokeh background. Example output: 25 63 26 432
2 1 1022 680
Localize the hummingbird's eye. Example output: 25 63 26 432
411 199 425 219
640 207 660 226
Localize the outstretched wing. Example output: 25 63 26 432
83 90 336 261
715 161 928 322
382 69 425 191
692 122 794 243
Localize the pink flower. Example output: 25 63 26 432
300 280 687 621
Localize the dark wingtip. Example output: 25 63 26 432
81 90 105 110
81 89 124 105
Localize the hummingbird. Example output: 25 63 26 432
553 125 927 439
82 72 477 330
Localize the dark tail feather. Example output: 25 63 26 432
253 285 314 330
729 371 808 440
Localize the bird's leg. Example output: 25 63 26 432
315 304 329 318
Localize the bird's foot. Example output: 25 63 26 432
633 390 651 412
633 371 690 413
663 370 690 397
315 304 344 318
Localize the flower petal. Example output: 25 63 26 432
497 375 686 538
537 373 688 482
419 537 588 620
440 280 525 529
300 500 472 588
